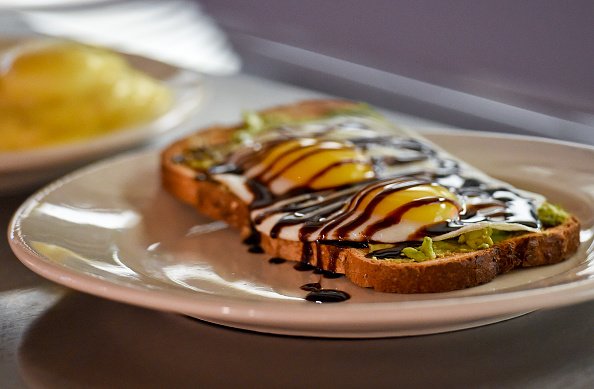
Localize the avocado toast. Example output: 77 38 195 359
161 100 580 293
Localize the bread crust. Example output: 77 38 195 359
258 216 580 293
161 99 581 293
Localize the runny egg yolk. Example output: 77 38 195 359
248 138 375 194
355 183 460 224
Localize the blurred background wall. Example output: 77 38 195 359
200 0 594 143
2 0 592 143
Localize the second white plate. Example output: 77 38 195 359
0 38 203 194
8 131 594 337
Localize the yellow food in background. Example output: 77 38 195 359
0 39 172 151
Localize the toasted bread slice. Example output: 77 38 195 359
161 100 580 293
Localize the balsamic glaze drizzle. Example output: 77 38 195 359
365 241 421 259
305 289 350 303
298 270 349 303
267 256 349 303
197 116 540 265
247 245 264 254
243 230 264 254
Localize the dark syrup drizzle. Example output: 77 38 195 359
247 245 264 254
206 119 539 274
298 261 349 302
300 282 322 292
300 275 350 303
268 256 349 303
293 262 316 271
243 230 264 254
247 167 538 262
313 268 343 279
304 289 351 303
365 241 421 259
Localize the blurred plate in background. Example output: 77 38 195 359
0 38 203 194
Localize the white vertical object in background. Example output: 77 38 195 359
15 0 240 74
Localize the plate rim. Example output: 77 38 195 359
8 130 594 335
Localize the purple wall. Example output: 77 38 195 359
200 0 594 121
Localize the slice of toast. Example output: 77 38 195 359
161 100 580 293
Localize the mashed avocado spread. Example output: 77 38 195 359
370 202 570 262
183 103 379 170
538 202 570 227
370 229 499 263
233 103 379 143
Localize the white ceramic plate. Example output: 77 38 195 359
8 131 594 338
0 39 203 194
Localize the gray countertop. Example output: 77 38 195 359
2 75 593 388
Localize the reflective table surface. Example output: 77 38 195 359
2 75 594 388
